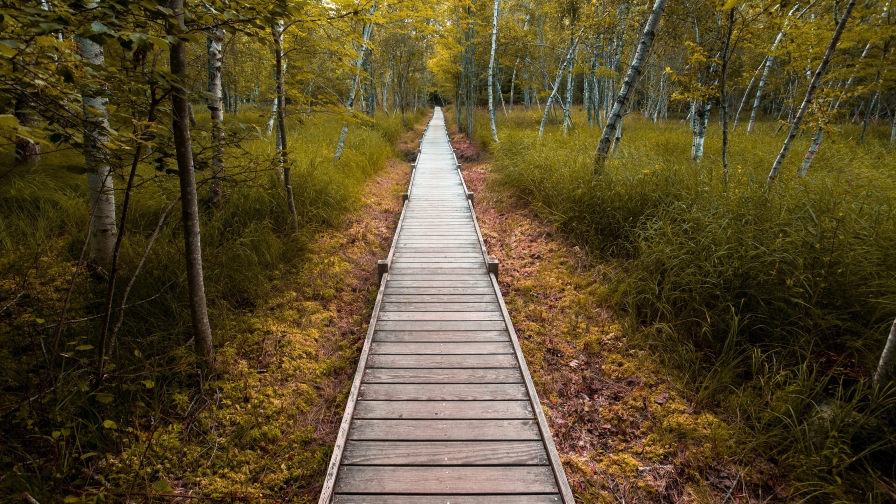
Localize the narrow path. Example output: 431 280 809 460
318 108 574 504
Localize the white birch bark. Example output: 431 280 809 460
76 22 117 270
799 42 872 177
168 0 214 368
594 0 668 165
335 4 376 161
733 57 765 131
563 53 574 136
768 0 856 182
206 27 225 207
538 30 582 138
509 58 518 113
748 3 805 133
487 0 500 143
874 318 896 389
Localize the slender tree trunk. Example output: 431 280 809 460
563 46 574 136
748 3 806 133
720 8 734 185
594 0 668 167
733 57 765 131
509 58 518 113
769 0 856 182
206 27 225 207
335 6 376 161
14 97 40 164
861 92 879 143
273 22 297 221
874 318 896 389
487 0 500 143
169 0 214 368
693 101 710 161
76 26 117 270
538 30 582 138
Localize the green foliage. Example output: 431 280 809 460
489 108 896 501
0 111 404 500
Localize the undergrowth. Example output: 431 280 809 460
0 108 425 502
478 107 896 502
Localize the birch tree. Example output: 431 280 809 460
76 12 117 270
538 30 582 138
487 0 500 144
206 26 225 207
594 0 668 167
335 4 376 161
768 0 857 182
747 3 805 133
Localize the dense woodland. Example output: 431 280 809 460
1 0 896 502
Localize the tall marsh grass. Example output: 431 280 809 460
483 108 896 501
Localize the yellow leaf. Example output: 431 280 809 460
0 114 19 128
719 0 738 10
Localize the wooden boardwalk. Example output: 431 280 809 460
318 108 574 504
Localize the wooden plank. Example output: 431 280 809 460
370 341 513 354
359 383 528 400
347 419 541 441
341 440 549 465
334 495 562 504
387 280 492 288
363 368 522 383
355 401 535 420
384 287 496 295
388 268 488 276
390 266 485 272
387 274 488 281
367 353 517 368
383 294 497 303
333 466 557 494
378 312 505 321
392 254 485 259
380 302 500 312
375 321 507 332
374 330 509 342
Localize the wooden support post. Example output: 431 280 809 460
466 191 474 204
377 259 389 282
402 192 409 204
487 257 499 279
456 163 463 171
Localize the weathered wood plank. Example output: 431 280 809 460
373 330 509 342
389 268 489 276
359 383 528 400
367 353 517 368
384 287 496 295
333 466 557 494
390 262 484 269
386 280 492 288
380 302 500 312
363 368 522 384
382 294 497 303
347 419 541 441
341 440 548 465
334 495 562 504
378 311 505 321
375 321 507 332
370 341 512 354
